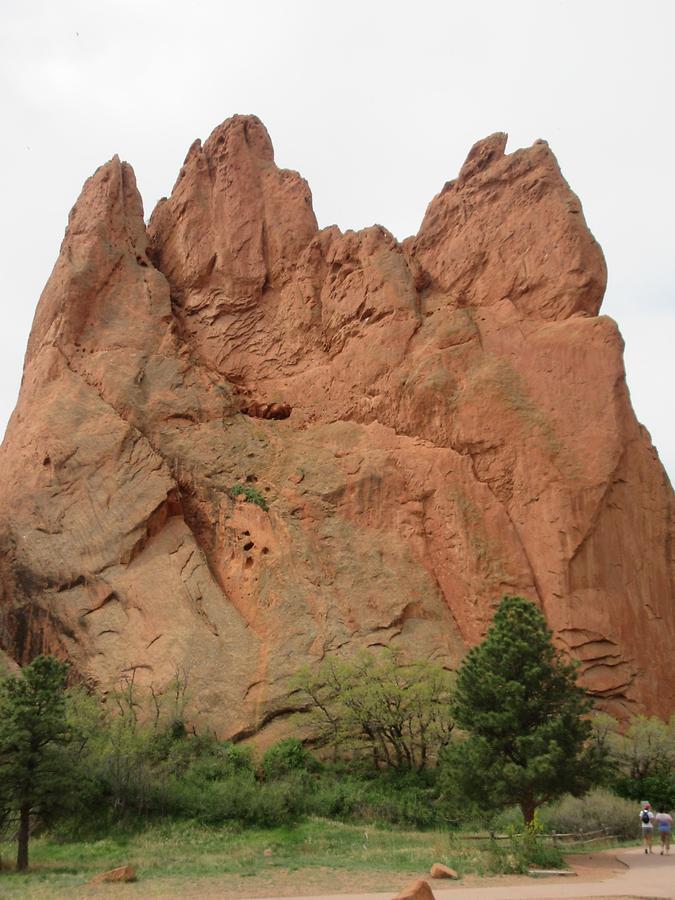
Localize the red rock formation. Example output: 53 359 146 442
0 116 672 736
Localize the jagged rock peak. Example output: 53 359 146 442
458 131 508 183
0 116 672 740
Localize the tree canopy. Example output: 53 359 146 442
294 651 454 771
599 713 675 807
447 595 600 823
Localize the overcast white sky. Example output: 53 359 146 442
1 0 673 479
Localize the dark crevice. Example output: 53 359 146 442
228 703 310 742
79 591 120 619
56 574 86 593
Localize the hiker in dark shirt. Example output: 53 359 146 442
640 801 655 854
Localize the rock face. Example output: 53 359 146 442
0 116 672 736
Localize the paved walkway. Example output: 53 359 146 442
258 847 674 900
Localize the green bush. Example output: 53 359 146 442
613 770 675 810
182 741 254 782
489 815 564 873
539 788 637 840
261 739 317 780
148 771 306 827
491 789 637 842
302 769 444 830
230 484 269 511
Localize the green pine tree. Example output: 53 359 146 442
447 595 600 824
0 655 71 870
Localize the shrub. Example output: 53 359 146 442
302 769 445 830
261 738 317 780
539 788 637 841
148 772 305 827
490 817 565 873
230 484 269 510
491 789 638 842
179 741 254 782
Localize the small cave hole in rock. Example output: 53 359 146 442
245 556 254 569
246 474 257 483
243 541 254 552
261 547 269 555
264 486 271 492
42 456 50 466
242 530 250 537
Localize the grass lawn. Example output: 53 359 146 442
0 818 505 898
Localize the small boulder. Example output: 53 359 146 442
392 878 436 900
89 865 137 884
263 848 273 857
430 862 459 879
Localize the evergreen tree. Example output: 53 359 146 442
447 596 599 824
0 655 71 870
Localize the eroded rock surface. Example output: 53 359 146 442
0 116 672 734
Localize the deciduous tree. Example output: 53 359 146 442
294 651 454 770
605 714 675 807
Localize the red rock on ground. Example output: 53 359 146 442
393 878 436 900
430 862 459 878
0 115 672 739
89 865 136 884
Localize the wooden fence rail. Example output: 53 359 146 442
452 826 617 847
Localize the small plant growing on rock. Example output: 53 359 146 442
230 484 269 511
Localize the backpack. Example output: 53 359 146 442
641 810 651 824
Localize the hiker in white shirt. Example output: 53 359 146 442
640 801 655 854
